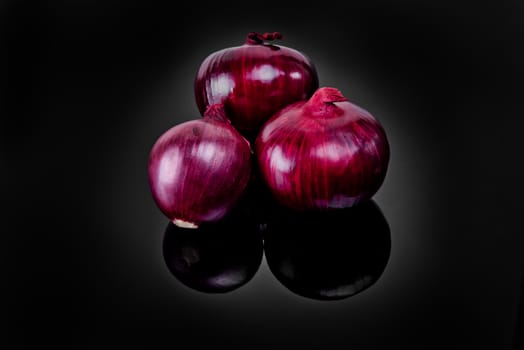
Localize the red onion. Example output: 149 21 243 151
148 104 252 228
255 87 390 211
194 32 319 138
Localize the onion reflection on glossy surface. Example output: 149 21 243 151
162 204 264 293
263 200 391 300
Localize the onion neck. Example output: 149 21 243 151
245 32 283 45
203 104 252 149
203 104 231 124
304 87 349 117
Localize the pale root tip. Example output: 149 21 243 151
173 219 199 229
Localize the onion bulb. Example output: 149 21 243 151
194 32 319 139
148 104 252 228
255 87 390 211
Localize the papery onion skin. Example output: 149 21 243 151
148 105 252 228
255 87 390 211
194 32 319 139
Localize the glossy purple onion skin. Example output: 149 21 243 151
255 88 390 211
148 115 252 227
194 33 318 137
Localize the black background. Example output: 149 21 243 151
3 1 524 349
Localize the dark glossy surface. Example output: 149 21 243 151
148 114 252 227
194 32 318 137
256 87 390 211
264 200 391 300
162 205 264 293
7 3 523 349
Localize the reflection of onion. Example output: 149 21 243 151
256 87 390 211
162 203 263 293
263 200 391 300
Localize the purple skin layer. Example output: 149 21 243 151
194 32 318 138
148 107 252 228
255 87 390 211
